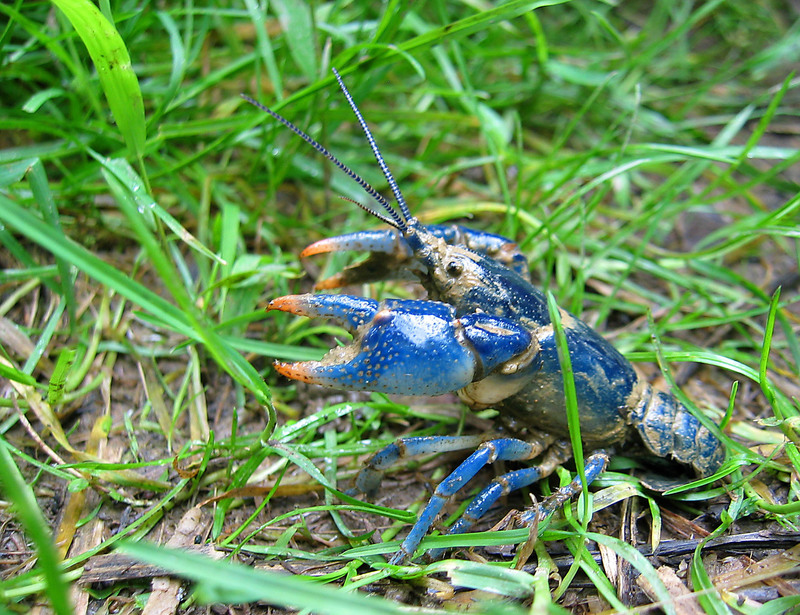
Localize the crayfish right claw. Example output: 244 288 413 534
269 293 535 396
268 294 379 331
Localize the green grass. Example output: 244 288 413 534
1 0 799 613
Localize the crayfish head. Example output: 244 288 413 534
402 221 489 306
427 247 487 305
406 226 533 320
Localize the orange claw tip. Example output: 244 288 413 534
299 238 338 258
267 295 304 314
313 274 348 291
273 360 319 384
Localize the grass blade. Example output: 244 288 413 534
0 437 71 615
120 541 406 614
51 0 146 163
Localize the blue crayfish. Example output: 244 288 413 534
247 69 726 565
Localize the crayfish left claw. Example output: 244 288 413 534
300 231 410 260
269 293 535 396
300 225 530 290
301 230 421 290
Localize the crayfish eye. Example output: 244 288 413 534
445 260 463 277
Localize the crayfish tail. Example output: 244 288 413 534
630 385 726 476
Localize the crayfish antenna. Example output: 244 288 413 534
240 91 401 230
331 68 413 229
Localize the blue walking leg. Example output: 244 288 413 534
424 466 547 561
424 448 608 561
351 435 488 497
423 440 572 560
387 437 552 565
518 451 609 525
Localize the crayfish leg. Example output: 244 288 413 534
424 444 608 561
517 450 610 525
350 434 488 498
382 436 555 565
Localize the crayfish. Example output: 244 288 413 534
245 69 726 565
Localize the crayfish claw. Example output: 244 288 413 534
312 253 421 290
268 293 379 332
299 230 419 289
269 295 535 396
272 360 322 384
272 356 372 389
299 225 531 289
300 232 405 259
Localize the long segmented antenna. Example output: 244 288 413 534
331 68 413 223
241 86 407 230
